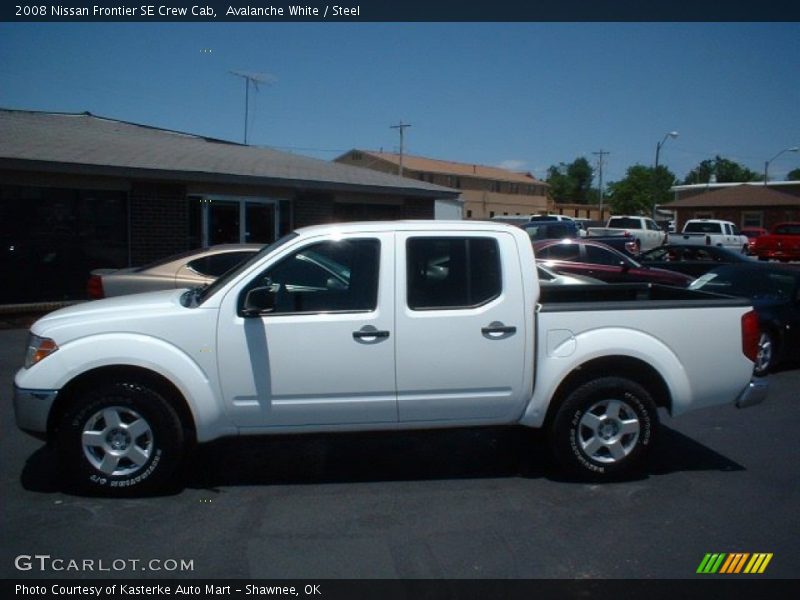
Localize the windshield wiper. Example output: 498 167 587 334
182 284 209 308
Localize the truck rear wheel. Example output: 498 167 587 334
56 381 185 495
549 377 658 480
754 331 775 376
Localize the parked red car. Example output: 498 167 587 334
532 239 694 286
752 223 800 262
741 227 768 254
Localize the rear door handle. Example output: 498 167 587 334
353 326 390 341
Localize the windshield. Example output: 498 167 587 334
690 266 798 301
607 217 642 229
185 233 299 307
684 222 723 234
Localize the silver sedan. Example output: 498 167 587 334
88 244 263 298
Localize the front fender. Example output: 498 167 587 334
15 333 235 443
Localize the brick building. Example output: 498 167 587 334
0 110 456 304
666 183 800 231
335 150 550 219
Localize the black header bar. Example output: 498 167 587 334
4 0 800 23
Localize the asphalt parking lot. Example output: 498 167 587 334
1 327 799 580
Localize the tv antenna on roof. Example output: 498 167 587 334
229 70 276 144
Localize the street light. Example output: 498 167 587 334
764 146 799 184
655 131 679 169
653 131 679 219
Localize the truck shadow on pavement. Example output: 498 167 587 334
183 424 744 489
20 425 744 496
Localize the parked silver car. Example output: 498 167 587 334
88 244 263 298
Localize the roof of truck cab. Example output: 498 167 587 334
293 220 524 236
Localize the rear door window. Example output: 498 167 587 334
406 237 501 310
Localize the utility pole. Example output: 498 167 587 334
592 149 610 221
390 121 411 176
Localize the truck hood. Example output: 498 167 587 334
32 289 189 338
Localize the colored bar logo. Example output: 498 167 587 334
697 553 773 574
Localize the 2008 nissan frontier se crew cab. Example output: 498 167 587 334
14 221 768 495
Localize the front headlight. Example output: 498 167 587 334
24 334 59 369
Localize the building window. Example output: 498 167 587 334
351 151 363 160
741 211 764 228
466 210 473 219
0 185 128 303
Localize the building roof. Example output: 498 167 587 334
666 184 800 208
340 150 547 186
671 181 800 193
0 109 458 199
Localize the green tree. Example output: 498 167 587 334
546 157 595 204
682 156 760 184
607 165 676 215
787 168 800 181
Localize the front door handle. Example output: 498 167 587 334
481 323 517 336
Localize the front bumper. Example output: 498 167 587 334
735 378 768 409
13 385 58 436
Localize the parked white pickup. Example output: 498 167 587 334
14 221 767 495
674 219 750 253
587 216 667 251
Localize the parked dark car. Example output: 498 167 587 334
689 263 800 374
521 220 580 241
532 239 694 287
637 244 755 278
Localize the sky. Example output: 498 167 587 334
1 22 799 185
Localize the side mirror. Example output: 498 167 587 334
241 285 276 317
619 261 630 273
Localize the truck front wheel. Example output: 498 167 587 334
56 381 185 495
549 377 658 480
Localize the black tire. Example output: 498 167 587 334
56 381 185 495
549 377 658 481
754 331 776 376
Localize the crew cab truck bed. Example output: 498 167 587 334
13 221 767 495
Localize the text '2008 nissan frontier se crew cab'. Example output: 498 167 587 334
14 221 768 495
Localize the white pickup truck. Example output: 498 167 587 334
14 221 767 495
586 216 667 251
674 219 749 253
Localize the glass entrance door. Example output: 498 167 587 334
208 200 240 245
198 197 279 247
245 201 276 244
